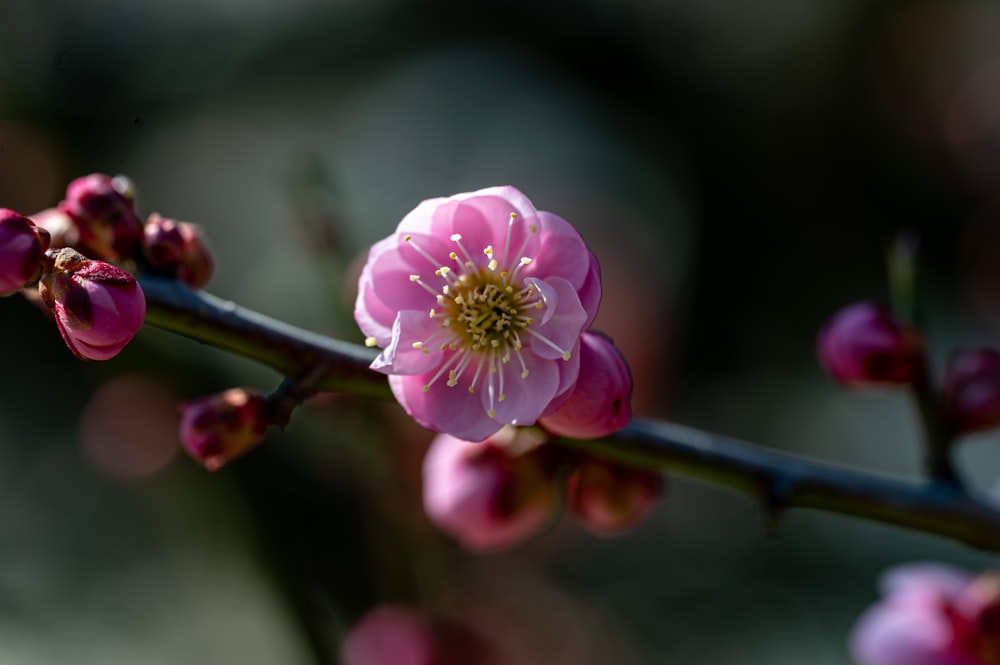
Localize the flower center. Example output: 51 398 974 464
401 213 573 418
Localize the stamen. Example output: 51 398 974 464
364 336 378 347
422 350 466 392
468 353 487 394
404 235 448 273
409 274 440 297
500 212 516 269
524 328 572 361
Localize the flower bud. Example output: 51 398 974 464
29 207 77 250
59 173 142 260
142 213 214 288
539 331 631 439
38 248 145 360
341 606 436 665
943 348 1000 434
566 457 664 536
422 428 559 552
178 388 270 471
0 209 49 295
816 302 925 387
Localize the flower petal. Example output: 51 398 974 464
524 277 587 360
371 310 448 376
389 374 504 442
487 349 561 426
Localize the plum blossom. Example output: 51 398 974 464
0 209 50 295
850 563 1000 665
38 248 146 361
355 187 601 441
817 302 925 388
422 427 559 552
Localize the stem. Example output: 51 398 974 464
140 277 1000 553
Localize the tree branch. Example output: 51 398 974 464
139 276 1000 553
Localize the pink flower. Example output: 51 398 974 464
341 606 436 665
355 187 601 441
59 173 142 260
38 248 146 361
943 348 1000 434
566 457 663 536
0 208 50 295
178 388 270 471
422 428 559 552
850 563 1000 665
539 330 631 439
817 302 926 388
142 212 214 288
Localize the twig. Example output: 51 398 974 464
139 276 1000 553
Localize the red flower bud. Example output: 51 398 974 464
422 428 558 552
0 209 49 295
59 173 142 260
38 248 145 360
28 207 77 250
178 388 270 471
943 348 1000 434
566 457 664 536
539 331 632 439
142 213 214 288
816 302 925 387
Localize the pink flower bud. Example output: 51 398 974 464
422 428 559 552
28 207 77 250
850 563 1000 665
566 457 664 536
38 248 145 361
341 606 436 665
816 302 925 388
538 331 631 439
0 209 49 295
59 173 142 260
142 213 214 288
178 388 270 471
943 349 1000 434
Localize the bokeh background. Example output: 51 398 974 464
3 0 1000 662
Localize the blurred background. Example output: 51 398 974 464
2 0 1000 662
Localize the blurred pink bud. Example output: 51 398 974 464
143 213 214 288
341 606 436 665
850 563 1000 665
943 348 1000 434
178 388 269 471
566 457 663 536
538 331 631 439
38 248 145 360
0 208 49 295
59 173 142 260
28 207 77 250
423 428 559 552
817 302 925 388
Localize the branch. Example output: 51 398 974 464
139 276 1000 553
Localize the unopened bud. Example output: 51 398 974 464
0 209 49 295
943 348 1000 434
28 207 77 250
59 173 142 260
566 457 664 536
422 428 559 552
142 213 214 288
178 388 269 471
37 248 145 360
816 302 925 387
539 331 631 439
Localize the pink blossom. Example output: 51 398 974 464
817 302 926 388
422 428 559 552
566 457 663 536
943 348 1000 434
539 330 631 439
178 388 269 471
59 173 142 260
0 208 50 295
341 606 436 665
355 186 601 441
38 248 146 361
850 563 1000 665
